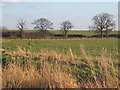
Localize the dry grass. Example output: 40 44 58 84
2 62 79 88
0 64 2 89
2 46 119 89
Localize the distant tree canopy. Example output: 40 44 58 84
2 13 118 39
60 21 73 38
32 18 53 30
32 18 53 38
17 19 26 30
17 19 26 39
89 13 115 37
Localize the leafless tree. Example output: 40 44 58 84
60 21 73 38
89 13 115 37
32 18 53 30
17 19 26 39
32 18 53 38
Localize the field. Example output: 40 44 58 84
1 1 119 89
2 38 119 57
2 38 119 88
1 32 119 88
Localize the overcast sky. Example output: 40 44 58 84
0 1 118 30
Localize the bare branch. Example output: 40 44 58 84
17 18 26 39
17 19 27 30
90 13 116 37
32 18 53 31
60 21 73 38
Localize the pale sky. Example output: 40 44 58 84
1 0 120 2
0 1 119 30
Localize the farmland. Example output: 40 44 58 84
1 29 120 88
2 38 119 56
2 38 119 88
1 1 120 89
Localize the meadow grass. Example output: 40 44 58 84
2 38 118 58
2 38 119 88
2 46 119 88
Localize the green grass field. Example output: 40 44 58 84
2 38 119 58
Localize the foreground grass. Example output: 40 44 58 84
2 46 119 88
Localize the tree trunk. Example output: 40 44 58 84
101 30 103 38
42 30 46 39
64 31 68 39
20 30 24 39
106 31 108 37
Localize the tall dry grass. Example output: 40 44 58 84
2 62 79 88
2 46 119 88
0 64 2 89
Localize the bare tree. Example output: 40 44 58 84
60 21 73 38
32 18 53 38
17 19 26 39
89 13 115 37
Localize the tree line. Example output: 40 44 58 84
1 12 116 39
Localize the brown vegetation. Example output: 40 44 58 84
1 46 119 89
